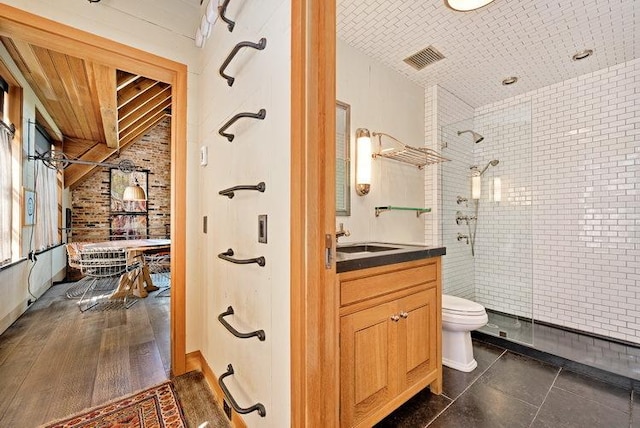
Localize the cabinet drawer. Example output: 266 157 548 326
340 259 438 307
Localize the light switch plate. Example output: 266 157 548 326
200 146 208 166
258 214 267 243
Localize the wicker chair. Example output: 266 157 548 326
76 247 142 312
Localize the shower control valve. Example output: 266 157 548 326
456 211 469 225
457 233 469 244
456 195 468 205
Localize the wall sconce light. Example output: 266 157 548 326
123 178 147 201
493 177 502 202
355 128 372 196
471 172 481 200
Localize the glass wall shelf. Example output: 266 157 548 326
374 206 431 217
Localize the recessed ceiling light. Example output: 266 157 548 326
572 49 593 61
445 0 496 11
502 76 518 86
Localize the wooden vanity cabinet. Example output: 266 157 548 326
338 257 442 428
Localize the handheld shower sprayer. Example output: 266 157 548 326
457 129 484 144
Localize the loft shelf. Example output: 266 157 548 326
375 206 431 218
372 132 449 169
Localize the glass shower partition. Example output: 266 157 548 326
440 100 534 345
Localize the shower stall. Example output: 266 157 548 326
440 100 534 345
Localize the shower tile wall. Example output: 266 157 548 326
429 86 476 300
473 102 534 319
475 57 640 344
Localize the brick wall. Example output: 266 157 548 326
71 117 171 242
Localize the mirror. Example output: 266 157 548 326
336 100 351 216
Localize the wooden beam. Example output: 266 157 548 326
116 70 138 90
117 77 158 108
118 84 170 123
118 93 171 135
0 5 180 83
91 63 118 149
119 108 168 146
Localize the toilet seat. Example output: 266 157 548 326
442 294 486 316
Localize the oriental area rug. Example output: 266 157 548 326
40 381 186 428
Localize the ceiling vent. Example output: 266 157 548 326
403 46 445 70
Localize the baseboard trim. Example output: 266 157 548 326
185 351 248 428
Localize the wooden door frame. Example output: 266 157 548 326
0 4 188 375
291 0 339 425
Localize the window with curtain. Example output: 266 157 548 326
0 123 11 265
33 125 60 251
0 76 11 265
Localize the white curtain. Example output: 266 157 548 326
0 127 11 264
34 160 59 251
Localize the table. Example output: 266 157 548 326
83 239 171 298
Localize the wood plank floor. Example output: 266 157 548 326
0 280 170 427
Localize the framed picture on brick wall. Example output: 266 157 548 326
110 168 148 213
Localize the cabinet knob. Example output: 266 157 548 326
390 314 400 322
400 311 409 319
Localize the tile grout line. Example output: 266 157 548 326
425 349 508 427
527 367 562 428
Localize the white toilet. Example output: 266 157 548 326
442 294 488 372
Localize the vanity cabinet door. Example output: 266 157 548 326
340 300 398 428
396 288 438 392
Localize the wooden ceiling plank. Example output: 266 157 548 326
7 38 57 100
30 45 86 139
1 38 68 132
62 137 100 160
118 83 170 121
118 92 171 132
48 50 94 140
66 56 103 141
117 77 158 108
119 100 170 140
91 63 119 149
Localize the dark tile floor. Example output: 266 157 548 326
478 310 640 382
376 340 638 428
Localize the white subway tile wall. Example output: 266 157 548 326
436 58 639 344
433 87 476 300
473 101 534 319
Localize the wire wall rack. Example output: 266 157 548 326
372 132 450 169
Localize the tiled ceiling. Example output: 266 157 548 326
337 0 639 107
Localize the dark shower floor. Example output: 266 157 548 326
476 310 640 385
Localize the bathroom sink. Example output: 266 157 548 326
337 244 400 253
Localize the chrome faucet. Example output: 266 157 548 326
336 223 351 242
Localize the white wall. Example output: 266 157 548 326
2 0 204 352
337 39 426 245
475 58 640 344
198 1 291 425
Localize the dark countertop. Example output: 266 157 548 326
336 242 446 273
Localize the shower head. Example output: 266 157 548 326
457 129 484 144
479 159 499 175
